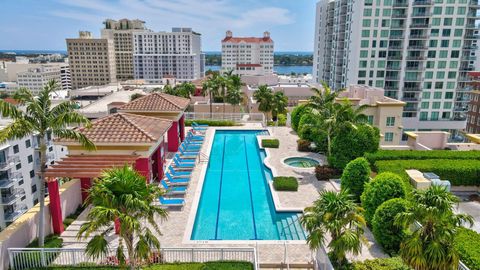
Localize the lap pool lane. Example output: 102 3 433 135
191 130 304 240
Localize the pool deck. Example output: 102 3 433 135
60 124 385 266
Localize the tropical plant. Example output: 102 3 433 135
271 91 288 121
77 165 168 270
0 80 95 246
225 74 243 113
341 157 371 202
395 185 474 270
301 189 366 267
253 85 273 120
130 93 144 101
174 82 196 98
361 172 407 225
202 74 221 115
291 104 311 132
372 198 408 255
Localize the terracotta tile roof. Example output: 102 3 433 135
3 98 19 105
59 113 172 144
119 93 189 112
222 37 273 43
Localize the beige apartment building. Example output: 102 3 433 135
101 19 147 81
66 31 116 90
338 85 406 145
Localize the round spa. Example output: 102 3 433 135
283 157 320 168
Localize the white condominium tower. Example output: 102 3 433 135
133 27 205 82
313 0 480 133
221 31 274 76
101 19 147 81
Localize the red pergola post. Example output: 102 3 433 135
114 218 121 234
179 114 185 142
47 179 64 234
156 144 164 180
80 178 91 203
135 158 150 183
167 121 179 152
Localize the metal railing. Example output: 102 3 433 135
185 112 266 126
9 247 258 270
0 156 20 171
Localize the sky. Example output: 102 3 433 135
0 0 317 52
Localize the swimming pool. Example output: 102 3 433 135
191 130 305 240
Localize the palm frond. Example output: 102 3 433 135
52 128 96 151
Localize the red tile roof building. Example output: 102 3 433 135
221 30 274 76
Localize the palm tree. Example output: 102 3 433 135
217 72 229 115
253 85 273 121
202 74 220 115
78 165 168 270
271 91 288 121
395 186 473 270
174 82 196 98
225 74 243 113
0 80 95 246
301 189 366 267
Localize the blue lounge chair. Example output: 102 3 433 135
187 132 204 140
174 154 196 163
159 196 184 207
184 137 202 145
181 143 201 151
160 180 187 194
165 173 189 185
178 148 198 158
192 122 207 130
179 144 200 153
173 157 195 168
193 122 208 127
168 166 192 176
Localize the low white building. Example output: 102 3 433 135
16 64 71 94
221 31 274 76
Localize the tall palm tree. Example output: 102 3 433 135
217 72 229 115
0 80 95 246
271 91 288 121
301 189 366 267
225 74 243 113
202 74 220 115
253 85 273 121
78 165 168 270
395 186 473 270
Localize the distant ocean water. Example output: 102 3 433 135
206 65 312 75
0 50 67 55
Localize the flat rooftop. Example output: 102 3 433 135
77 89 145 118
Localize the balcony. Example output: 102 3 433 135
410 23 430 28
406 55 426 60
405 65 424 70
389 34 405 39
411 12 431 17
404 107 418 112
384 85 400 90
403 87 422 91
0 188 26 205
0 172 23 189
392 1 408 7
465 34 480 39
388 45 404 50
386 65 402 70
387 55 403 60
385 76 400 81
463 45 479 50
404 76 423 81
0 156 20 171
409 34 429 39
413 0 432 5
4 204 28 222
402 97 419 102
407 45 427 50
461 55 477 61
392 13 407 18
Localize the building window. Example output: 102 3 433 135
25 139 31 148
385 132 394 142
16 163 21 170
367 115 374 125
13 145 19 154
34 199 39 205
386 117 395 127
28 155 33 163
32 184 37 193
30 170 35 178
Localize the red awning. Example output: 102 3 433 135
45 155 139 179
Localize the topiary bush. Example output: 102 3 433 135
273 176 298 191
315 165 341 181
261 139 279 148
454 227 480 270
297 139 311 152
277 114 287 126
352 257 411 270
361 172 407 225
291 104 311 132
372 198 408 255
340 157 371 202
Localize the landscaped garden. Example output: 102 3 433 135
27 261 254 270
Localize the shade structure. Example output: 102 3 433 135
45 154 139 179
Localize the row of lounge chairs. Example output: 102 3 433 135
158 122 208 207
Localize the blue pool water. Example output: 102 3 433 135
191 130 305 240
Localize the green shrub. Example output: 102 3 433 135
374 159 480 186
297 139 311 152
277 114 287 126
361 172 407 225
291 104 311 131
315 165 341 181
341 158 371 202
63 218 75 228
365 150 480 164
203 261 254 270
329 124 380 169
455 228 480 270
372 198 408 255
185 120 236 127
273 177 298 191
261 139 279 148
352 257 411 270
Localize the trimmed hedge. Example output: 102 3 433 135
375 159 480 186
455 228 480 270
261 139 279 148
341 158 371 202
352 257 411 270
315 165 341 181
273 176 298 191
372 198 408 255
185 120 236 127
297 139 311 152
365 150 480 164
361 172 407 225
